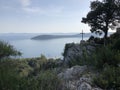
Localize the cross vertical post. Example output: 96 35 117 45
80 30 85 41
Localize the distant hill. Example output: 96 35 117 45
31 34 81 40
31 32 114 40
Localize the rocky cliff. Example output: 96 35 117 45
63 40 97 65
57 40 103 90
58 65 102 90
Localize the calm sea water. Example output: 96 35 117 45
0 33 112 58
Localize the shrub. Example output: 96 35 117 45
88 46 120 69
88 36 104 44
65 48 90 68
37 70 61 90
0 41 21 60
67 57 82 67
94 66 120 89
112 38 120 51
110 33 120 40
0 60 20 90
0 60 62 90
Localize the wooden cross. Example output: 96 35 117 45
80 30 85 40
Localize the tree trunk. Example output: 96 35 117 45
104 29 108 40
104 30 108 46
104 23 108 46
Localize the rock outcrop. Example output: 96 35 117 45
63 41 96 65
58 65 102 90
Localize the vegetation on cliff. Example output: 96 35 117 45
82 0 120 44
0 0 120 89
0 41 21 60
0 32 120 90
63 32 120 89
0 55 63 90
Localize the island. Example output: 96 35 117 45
31 34 82 40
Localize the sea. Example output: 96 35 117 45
0 33 113 58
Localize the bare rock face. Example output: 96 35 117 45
58 65 87 80
58 65 102 90
63 41 96 65
78 82 92 90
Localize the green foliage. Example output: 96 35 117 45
67 57 82 68
110 32 120 39
36 70 61 90
94 66 120 89
19 70 61 90
87 36 120 89
88 36 104 44
107 32 120 45
112 38 120 51
62 32 120 89
0 60 20 90
0 59 62 90
0 41 21 60
88 46 120 69
82 0 120 39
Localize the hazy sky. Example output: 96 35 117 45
0 0 93 33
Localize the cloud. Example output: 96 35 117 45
50 6 64 13
18 0 63 15
22 6 64 16
23 7 42 13
19 0 41 13
19 0 31 7
1 6 12 9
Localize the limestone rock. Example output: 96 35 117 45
78 82 92 90
92 88 103 90
63 42 96 64
58 65 87 80
58 65 102 90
